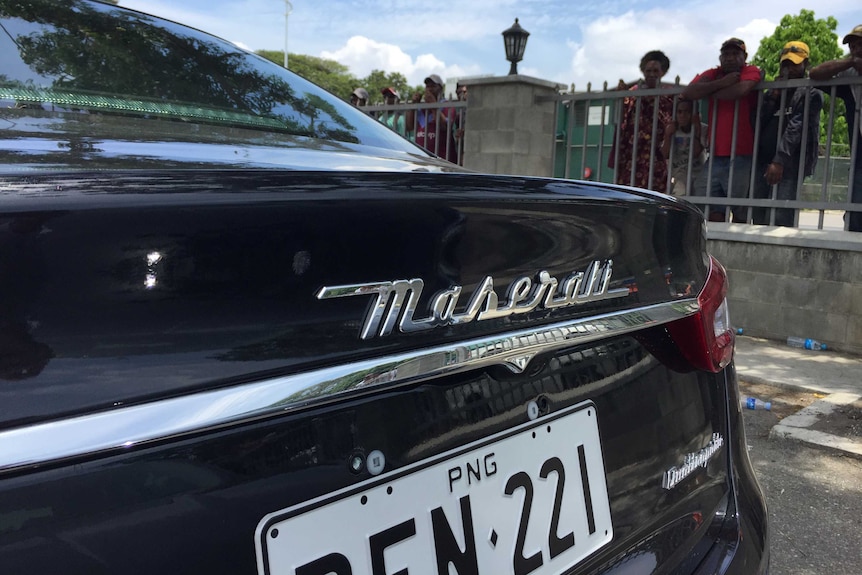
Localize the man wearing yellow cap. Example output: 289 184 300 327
810 24 862 231
752 41 823 227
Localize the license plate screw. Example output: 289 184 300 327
537 395 550 414
527 396 550 420
348 452 365 474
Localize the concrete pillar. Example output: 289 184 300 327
460 75 562 177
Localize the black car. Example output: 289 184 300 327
0 2 768 574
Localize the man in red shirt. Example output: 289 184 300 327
682 38 762 222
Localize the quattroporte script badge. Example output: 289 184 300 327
317 260 629 339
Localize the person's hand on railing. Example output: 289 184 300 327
416 86 438 104
718 72 741 87
764 162 783 186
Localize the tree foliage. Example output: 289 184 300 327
751 10 848 153
255 51 420 104
751 10 843 79
255 50 361 100
256 51 358 101
362 69 412 104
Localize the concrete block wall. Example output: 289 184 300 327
707 223 862 355
461 75 561 177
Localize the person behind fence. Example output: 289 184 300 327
810 24 862 232
661 98 708 196
406 74 457 163
682 38 762 222
379 87 406 137
752 41 823 227
608 50 674 193
349 87 368 107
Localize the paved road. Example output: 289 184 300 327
740 381 862 575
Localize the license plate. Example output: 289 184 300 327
256 401 612 575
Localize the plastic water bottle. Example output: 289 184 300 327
786 336 826 351
745 397 772 411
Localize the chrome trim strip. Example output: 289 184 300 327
0 299 699 475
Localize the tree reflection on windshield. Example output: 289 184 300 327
0 0 359 142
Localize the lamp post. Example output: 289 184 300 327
284 0 293 69
502 18 529 75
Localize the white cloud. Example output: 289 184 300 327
734 18 781 48
321 36 481 85
321 37 415 76
565 10 783 89
119 0 862 91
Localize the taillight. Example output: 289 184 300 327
666 255 735 372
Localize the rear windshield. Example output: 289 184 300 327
0 0 413 153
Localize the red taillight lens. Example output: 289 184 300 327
666 255 735 373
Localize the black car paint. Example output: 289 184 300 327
0 171 706 428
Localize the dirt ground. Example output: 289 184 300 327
737 380 862 575
738 380 862 442
808 397 862 438
737 381 822 439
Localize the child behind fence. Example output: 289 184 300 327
661 98 708 196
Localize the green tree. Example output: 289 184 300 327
751 10 848 154
752 10 843 79
361 69 411 104
255 49 285 67
254 52 418 106
255 50 358 101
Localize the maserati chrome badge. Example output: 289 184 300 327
317 259 629 339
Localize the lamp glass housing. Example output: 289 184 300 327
502 18 530 74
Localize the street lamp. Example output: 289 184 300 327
284 0 293 69
502 18 529 75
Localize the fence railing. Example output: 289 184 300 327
545 75 862 231
363 100 467 166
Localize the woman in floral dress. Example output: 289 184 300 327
611 50 675 193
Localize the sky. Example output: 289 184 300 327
119 0 862 92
